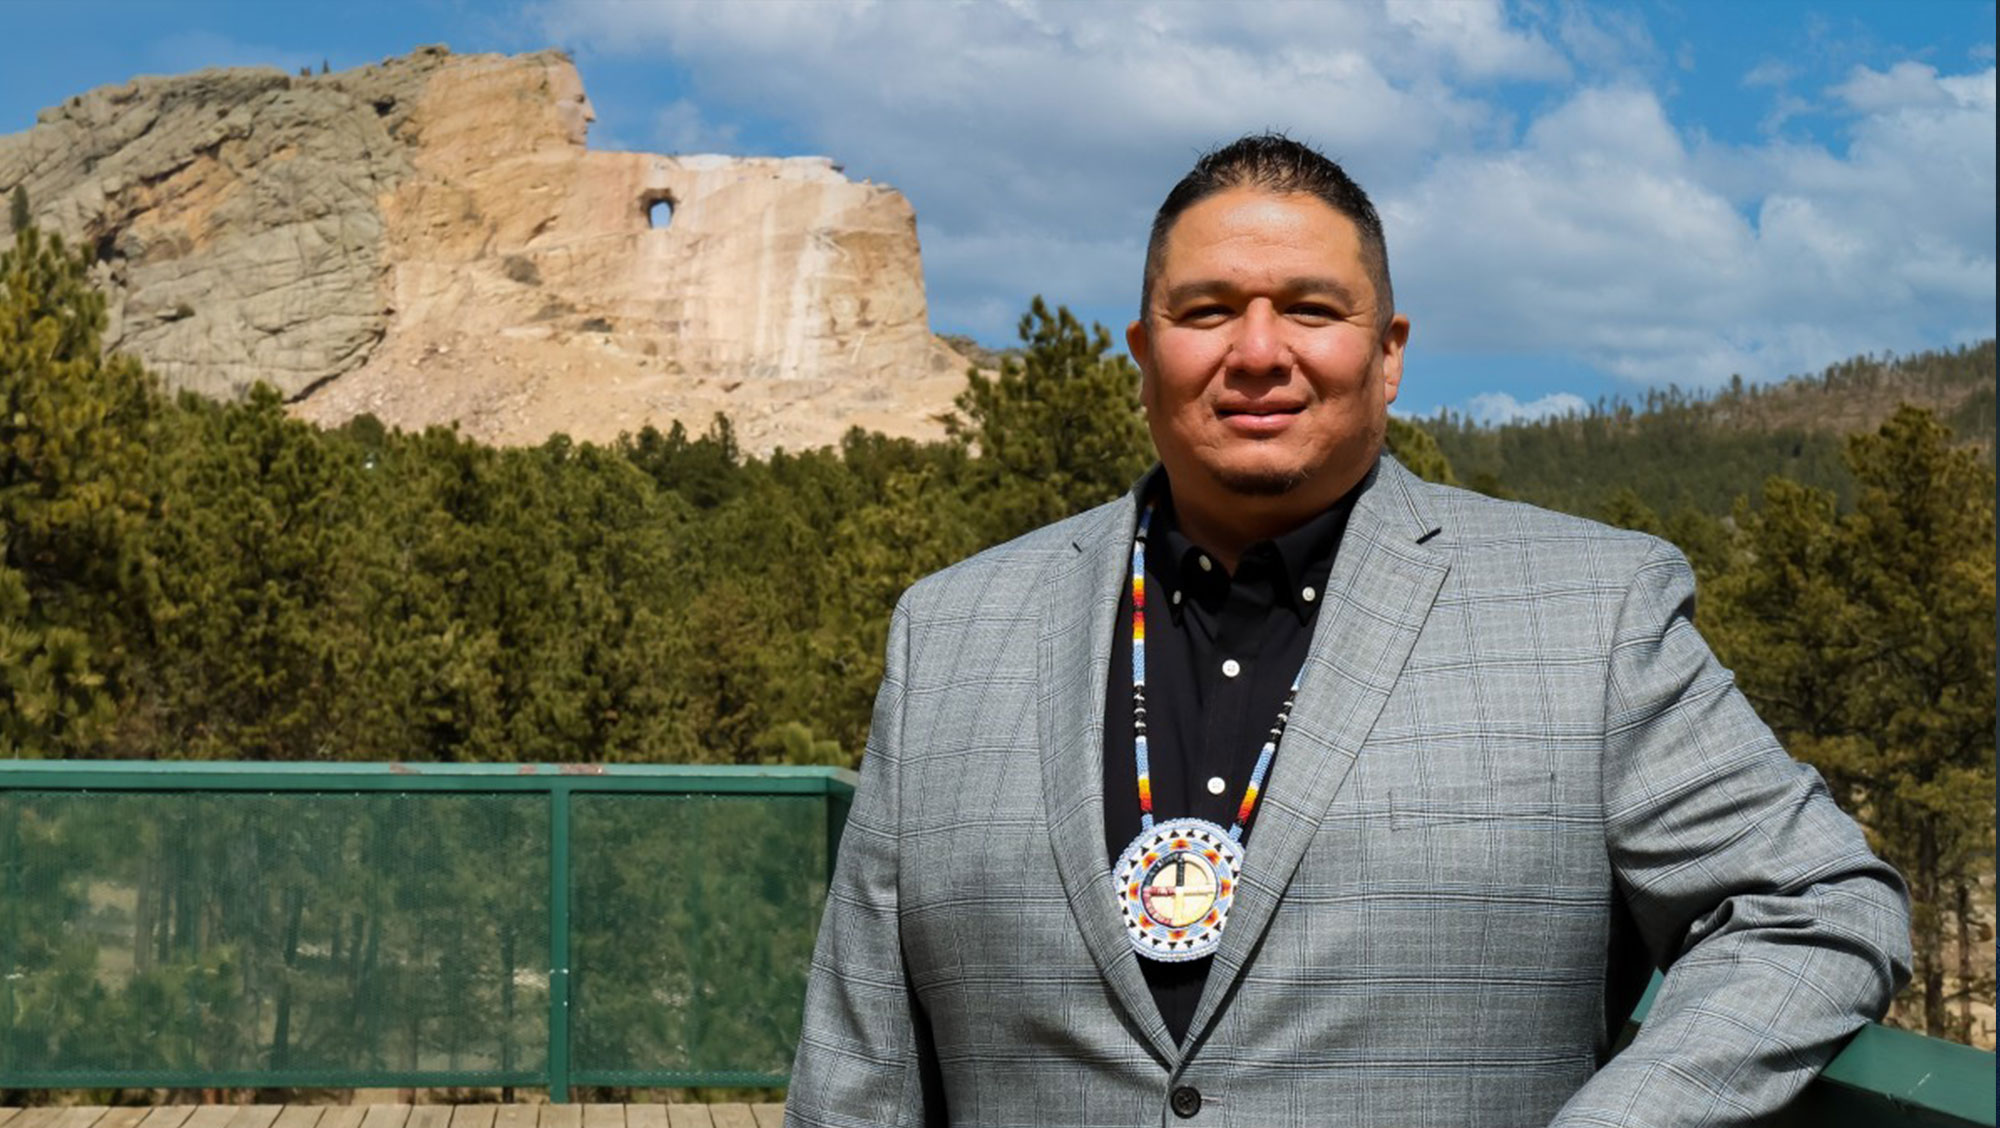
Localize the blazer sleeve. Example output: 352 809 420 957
785 596 943 1128
1549 539 1912 1128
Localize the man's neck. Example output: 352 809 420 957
1164 468 1371 573
1168 506 1276 574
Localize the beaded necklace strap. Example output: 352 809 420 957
1131 502 1305 843
1132 506 1154 829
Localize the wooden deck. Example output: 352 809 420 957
0 1107 786 1128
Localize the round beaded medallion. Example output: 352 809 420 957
1113 816 1242 962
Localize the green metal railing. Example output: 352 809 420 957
2 760 1992 1125
0 760 855 1100
1624 978 1996 1127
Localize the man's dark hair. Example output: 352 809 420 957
1141 133 1394 330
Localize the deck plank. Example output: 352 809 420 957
0 1109 20 1128
50 1108 110 1128
223 1107 281 1128
134 1109 197 1128
621 1108 665 1128
94 1109 153 1128
748 1107 784 1128
662 1110 711 1128
356 1106 411 1128
579 1107 621 1128
702 1109 754 1128
311 1108 367 1128
268 1108 323 1128
8 1110 69 1128
535 1108 579 1128
489 1107 536 1128
179 1108 239 1128
443 1109 494 1128
403 1109 450 1128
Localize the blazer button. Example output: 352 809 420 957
1170 1085 1202 1118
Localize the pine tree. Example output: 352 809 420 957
141 386 367 761
0 223 159 755
1709 406 1996 1040
1384 416 1455 484
1836 407 1996 1039
947 296 1151 542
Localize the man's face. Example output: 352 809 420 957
1128 188 1409 527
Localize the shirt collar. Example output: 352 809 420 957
1150 479 1356 621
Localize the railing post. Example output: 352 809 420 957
1 800 17 1079
549 782 572 1103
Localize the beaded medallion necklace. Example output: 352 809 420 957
1113 501 1306 962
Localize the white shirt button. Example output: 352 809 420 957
1221 659 1241 678
1197 554 1213 572
1302 585 1317 603
1171 590 1182 606
1206 776 1227 795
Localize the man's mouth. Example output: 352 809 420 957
1216 404 1305 434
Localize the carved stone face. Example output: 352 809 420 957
548 65 596 147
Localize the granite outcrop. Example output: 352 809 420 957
0 46 968 451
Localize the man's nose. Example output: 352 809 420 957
1226 301 1291 377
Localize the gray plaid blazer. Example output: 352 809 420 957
786 455 1909 1128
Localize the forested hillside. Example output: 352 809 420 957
1 220 1991 1042
1417 341 1995 519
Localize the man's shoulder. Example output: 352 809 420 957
898 495 1129 619
1386 460 1675 571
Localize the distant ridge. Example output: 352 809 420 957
1415 341 1995 520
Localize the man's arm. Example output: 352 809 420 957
785 598 942 1128
1551 539 1912 1128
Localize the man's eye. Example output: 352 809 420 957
1177 305 1232 324
1289 303 1340 321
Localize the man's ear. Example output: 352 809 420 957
1127 318 1154 410
1379 314 1410 406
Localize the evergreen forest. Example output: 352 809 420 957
1420 340 1994 520
2 218 1993 1044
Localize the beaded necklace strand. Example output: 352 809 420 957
1131 502 1305 842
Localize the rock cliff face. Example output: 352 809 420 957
0 47 968 451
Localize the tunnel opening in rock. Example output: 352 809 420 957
643 190 675 230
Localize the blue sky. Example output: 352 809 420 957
1 0 1992 423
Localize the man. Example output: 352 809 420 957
786 134 1909 1127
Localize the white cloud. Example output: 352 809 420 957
1383 0 1569 82
1758 92 1813 136
531 0 1995 397
1387 62 1995 389
1390 85 1759 380
1742 60 1798 88
652 98 740 154
1829 60 1964 112
535 0 1526 239
1553 3 1656 74
918 227 1144 342
1462 391 1590 425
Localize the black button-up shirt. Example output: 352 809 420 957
1103 480 1355 1046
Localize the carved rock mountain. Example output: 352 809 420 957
0 46 969 452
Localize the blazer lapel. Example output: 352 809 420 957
1184 457 1451 1047
1038 479 1180 1065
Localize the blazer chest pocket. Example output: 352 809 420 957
1377 769 1575 895
1389 769 1559 831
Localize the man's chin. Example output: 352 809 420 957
1212 464 1311 498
